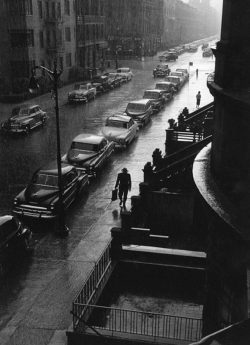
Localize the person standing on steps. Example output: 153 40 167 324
115 168 131 207
196 91 201 109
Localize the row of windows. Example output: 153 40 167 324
9 28 74 48
77 24 104 42
76 0 104 16
38 0 70 19
5 0 33 15
10 54 73 78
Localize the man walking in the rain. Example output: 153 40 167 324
196 91 201 109
115 168 131 207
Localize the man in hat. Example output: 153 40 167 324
115 168 131 207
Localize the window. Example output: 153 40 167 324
5 0 32 15
46 31 50 47
57 2 61 18
10 30 34 48
59 56 63 70
65 27 71 42
39 31 44 48
46 1 49 17
38 1 43 18
52 2 56 18
66 53 72 67
25 0 33 14
64 0 70 15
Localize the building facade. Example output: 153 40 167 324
75 0 107 79
0 0 77 94
105 0 164 58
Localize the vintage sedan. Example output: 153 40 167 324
104 72 122 88
92 75 110 93
68 83 96 103
155 82 175 101
170 71 187 85
13 163 89 219
125 99 152 127
165 75 182 91
102 114 138 148
116 67 133 81
153 64 171 78
0 215 32 274
203 48 213 57
1 104 47 134
143 90 165 112
62 134 115 176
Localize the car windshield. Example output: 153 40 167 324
171 72 183 77
33 174 58 187
106 120 127 128
166 77 179 83
71 141 98 152
144 92 159 99
74 84 87 90
156 84 170 91
11 107 21 116
127 103 145 112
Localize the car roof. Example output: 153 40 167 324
13 104 39 110
156 81 173 85
117 67 130 71
144 89 162 93
107 114 131 123
128 99 151 105
166 76 180 80
0 215 14 226
39 161 75 176
73 133 104 145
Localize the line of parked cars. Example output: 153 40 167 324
68 67 133 104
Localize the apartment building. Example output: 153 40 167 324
0 0 76 95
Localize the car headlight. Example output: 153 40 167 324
14 198 18 205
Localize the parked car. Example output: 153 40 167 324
102 114 138 148
13 162 89 219
163 52 178 61
1 104 47 134
104 72 122 88
176 68 189 80
188 45 198 52
203 48 213 57
92 75 110 93
125 99 153 127
202 43 209 50
155 82 175 101
62 134 115 176
169 71 187 85
143 90 165 112
165 75 182 91
153 64 171 78
68 83 96 103
116 67 133 81
0 215 32 273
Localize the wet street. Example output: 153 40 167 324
0 46 214 345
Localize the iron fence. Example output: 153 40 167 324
73 304 202 342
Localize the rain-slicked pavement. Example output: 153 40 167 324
0 45 215 345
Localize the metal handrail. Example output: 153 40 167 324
73 303 203 342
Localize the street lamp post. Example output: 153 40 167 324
29 60 69 236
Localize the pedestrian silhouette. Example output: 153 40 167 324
115 168 131 207
196 68 199 78
196 91 201 109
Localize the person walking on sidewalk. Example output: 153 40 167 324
196 68 199 78
196 91 201 109
115 168 131 207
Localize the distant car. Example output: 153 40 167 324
92 75 110 93
153 64 171 78
188 45 198 52
68 83 96 103
125 99 153 127
143 90 165 112
116 67 133 81
62 134 115 176
165 75 182 91
155 82 175 101
0 215 32 274
169 71 187 85
1 104 47 134
104 72 122 88
162 52 178 61
13 162 89 219
102 114 138 148
203 48 213 57
176 68 189 80
202 43 209 50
